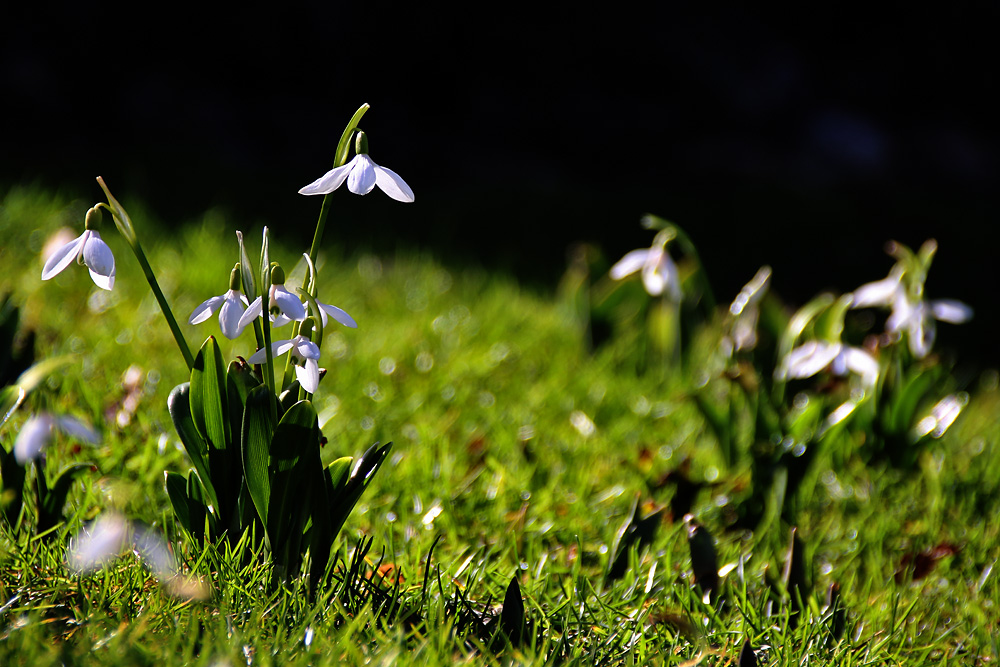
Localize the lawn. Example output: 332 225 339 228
1 180 997 666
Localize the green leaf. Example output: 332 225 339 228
326 457 352 492
327 442 392 541
0 445 26 528
39 463 95 532
0 385 25 430
187 471 210 538
267 400 321 574
167 383 218 510
334 103 370 168
242 384 276 527
236 231 258 302
165 471 195 535
189 337 230 450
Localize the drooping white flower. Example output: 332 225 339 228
299 153 414 202
41 223 116 290
248 335 321 393
609 231 681 299
885 292 972 359
14 413 100 465
850 266 972 358
66 513 176 580
238 263 307 330
776 340 879 389
188 265 251 339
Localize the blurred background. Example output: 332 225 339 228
4 2 996 364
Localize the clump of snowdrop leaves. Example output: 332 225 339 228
850 239 972 358
298 130 414 202
610 228 682 299
41 205 116 290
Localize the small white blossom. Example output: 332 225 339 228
299 153 414 203
66 513 176 581
776 340 879 389
609 233 681 299
41 229 116 290
15 413 100 465
239 283 307 330
850 268 972 358
248 335 321 393
189 289 250 339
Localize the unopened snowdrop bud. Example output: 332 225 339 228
355 130 369 155
299 316 315 339
84 205 103 231
270 262 286 286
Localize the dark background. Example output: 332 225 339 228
5 3 996 365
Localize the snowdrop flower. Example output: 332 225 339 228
298 131 414 202
188 265 251 339
776 340 879 389
238 263 307 331
66 513 174 579
15 412 100 465
850 265 972 359
609 230 681 299
66 513 209 599
41 206 116 290
248 333 321 393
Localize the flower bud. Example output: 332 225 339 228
229 264 242 291
270 262 286 285
299 317 315 339
84 205 103 231
354 130 369 155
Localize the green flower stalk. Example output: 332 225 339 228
96 177 194 370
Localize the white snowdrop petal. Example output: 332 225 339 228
374 165 415 202
609 250 649 280
319 302 358 328
41 233 87 280
189 296 225 325
298 159 355 195
346 155 377 195
14 415 53 464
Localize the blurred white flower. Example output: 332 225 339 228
850 261 972 358
299 153 414 203
609 233 681 299
248 335 321 393
65 512 207 599
14 413 99 464
776 340 879 389
41 229 116 290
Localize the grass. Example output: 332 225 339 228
1 183 998 665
